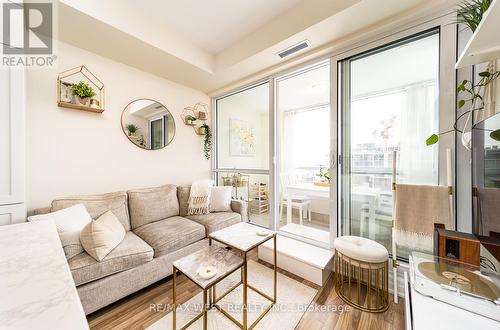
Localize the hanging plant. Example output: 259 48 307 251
201 123 212 159
456 0 493 32
426 68 500 146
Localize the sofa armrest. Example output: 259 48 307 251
231 200 248 222
28 207 51 217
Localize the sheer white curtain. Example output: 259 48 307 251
398 82 438 184
282 107 329 180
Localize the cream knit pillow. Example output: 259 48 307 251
80 211 125 261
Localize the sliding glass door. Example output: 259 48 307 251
339 30 440 258
275 61 334 247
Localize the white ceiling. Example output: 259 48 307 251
59 0 458 93
124 0 303 54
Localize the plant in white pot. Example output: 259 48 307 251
70 81 96 106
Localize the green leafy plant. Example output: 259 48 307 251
456 0 492 32
316 166 331 181
201 123 212 160
185 115 196 121
70 81 96 98
126 124 139 135
426 68 500 146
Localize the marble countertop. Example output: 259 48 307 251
209 222 276 252
0 221 89 330
173 246 243 289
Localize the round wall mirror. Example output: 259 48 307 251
121 99 176 150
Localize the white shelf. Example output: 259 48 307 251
456 0 500 68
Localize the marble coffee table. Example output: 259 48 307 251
172 245 244 330
208 222 277 330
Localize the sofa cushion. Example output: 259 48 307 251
69 232 153 286
128 184 179 229
133 216 205 257
177 186 190 217
210 186 233 212
51 191 130 231
186 212 241 234
28 204 92 260
80 211 126 261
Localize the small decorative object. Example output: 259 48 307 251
89 98 100 109
256 229 269 236
197 125 207 135
57 65 105 113
60 81 74 103
197 110 207 120
185 115 197 126
315 165 331 186
197 265 218 280
125 124 139 137
70 81 95 106
182 102 211 158
230 118 255 156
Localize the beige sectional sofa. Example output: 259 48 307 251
33 184 247 315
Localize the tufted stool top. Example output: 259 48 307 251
334 236 388 263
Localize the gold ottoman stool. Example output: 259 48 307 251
334 236 389 312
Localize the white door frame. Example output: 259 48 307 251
331 13 457 245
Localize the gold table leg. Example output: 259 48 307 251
242 252 248 330
203 289 208 330
173 266 177 330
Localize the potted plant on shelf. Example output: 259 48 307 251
125 124 140 137
70 81 96 106
200 123 212 159
315 165 331 186
184 115 197 126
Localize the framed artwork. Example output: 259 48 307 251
230 118 255 156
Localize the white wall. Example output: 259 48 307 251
26 42 210 210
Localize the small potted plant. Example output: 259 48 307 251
315 165 331 186
184 115 197 126
125 124 139 137
70 81 96 106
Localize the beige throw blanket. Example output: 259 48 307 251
187 179 213 215
394 184 452 251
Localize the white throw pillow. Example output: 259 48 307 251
210 186 233 212
80 211 125 261
28 204 92 259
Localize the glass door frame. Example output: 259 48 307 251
273 59 337 249
212 61 338 249
331 15 457 258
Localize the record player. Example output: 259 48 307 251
410 252 500 322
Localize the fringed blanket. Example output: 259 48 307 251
187 179 213 215
394 184 452 251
